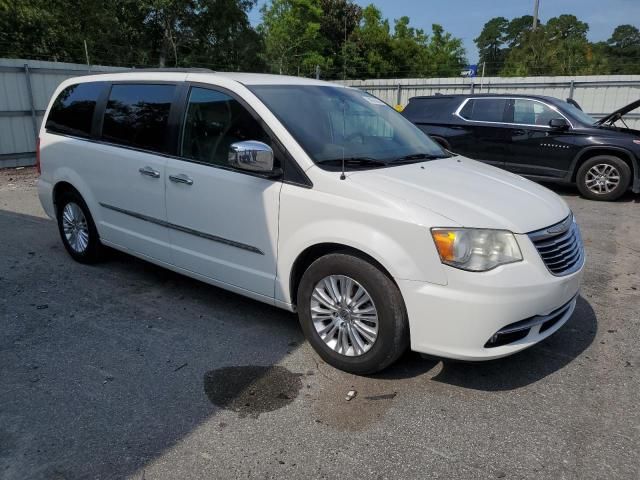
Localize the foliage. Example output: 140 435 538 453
476 13 638 76
259 0 324 75
605 24 640 74
1 0 637 78
0 0 263 70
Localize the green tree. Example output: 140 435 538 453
606 24 640 73
501 14 607 76
259 0 324 75
475 17 508 75
0 0 262 70
504 15 535 48
350 4 394 78
426 24 466 77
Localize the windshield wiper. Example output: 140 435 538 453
316 157 389 167
391 153 451 164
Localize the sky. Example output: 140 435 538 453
248 0 640 63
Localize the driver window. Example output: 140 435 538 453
181 87 271 167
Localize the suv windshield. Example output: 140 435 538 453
248 85 448 169
562 101 597 126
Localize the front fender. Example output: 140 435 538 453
275 183 448 305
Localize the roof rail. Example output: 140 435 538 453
129 67 215 73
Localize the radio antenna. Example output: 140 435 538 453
340 99 346 180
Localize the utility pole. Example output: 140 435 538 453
532 0 540 30
343 16 347 80
83 40 91 70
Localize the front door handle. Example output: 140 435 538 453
169 174 194 186
512 129 526 136
139 166 160 178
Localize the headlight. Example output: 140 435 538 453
431 228 522 272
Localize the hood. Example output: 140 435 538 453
595 99 640 126
348 157 570 233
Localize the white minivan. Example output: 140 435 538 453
38 70 584 373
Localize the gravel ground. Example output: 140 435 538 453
0 167 639 480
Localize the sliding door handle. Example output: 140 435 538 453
139 166 160 178
169 174 194 186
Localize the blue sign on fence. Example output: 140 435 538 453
461 65 477 77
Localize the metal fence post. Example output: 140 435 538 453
23 63 38 143
569 80 575 99
396 84 402 106
470 81 475 94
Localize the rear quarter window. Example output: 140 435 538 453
402 97 458 122
45 82 104 137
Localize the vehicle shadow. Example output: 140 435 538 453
376 296 597 391
0 209 302 479
0 208 598 479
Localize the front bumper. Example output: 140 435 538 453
399 233 584 361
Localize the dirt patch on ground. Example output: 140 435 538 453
0 166 45 217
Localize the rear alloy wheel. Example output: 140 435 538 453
297 252 409 374
62 202 90 254
576 155 631 201
56 191 105 263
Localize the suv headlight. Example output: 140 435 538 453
431 228 522 272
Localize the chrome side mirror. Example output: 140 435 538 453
228 141 274 173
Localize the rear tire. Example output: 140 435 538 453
297 252 409 374
576 155 631 201
56 190 105 263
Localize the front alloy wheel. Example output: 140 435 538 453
584 163 620 195
297 252 409 374
576 155 631 201
311 275 379 357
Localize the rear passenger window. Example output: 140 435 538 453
459 99 508 123
102 84 175 153
46 82 104 137
181 87 271 167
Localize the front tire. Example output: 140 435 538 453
576 155 631 201
297 252 409 374
56 191 105 263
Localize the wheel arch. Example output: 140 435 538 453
52 181 82 212
289 242 398 309
569 146 638 189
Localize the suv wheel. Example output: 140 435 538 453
56 191 105 263
297 252 409 374
576 155 631 201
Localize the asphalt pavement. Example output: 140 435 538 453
1 168 639 479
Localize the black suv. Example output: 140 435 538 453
402 94 640 201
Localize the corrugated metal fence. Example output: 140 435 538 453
0 58 125 168
1 59 639 168
340 75 640 128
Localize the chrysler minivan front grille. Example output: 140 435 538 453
528 214 584 276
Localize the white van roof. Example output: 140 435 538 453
66 70 342 87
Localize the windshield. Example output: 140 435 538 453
248 85 448 169
562 101 597 125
